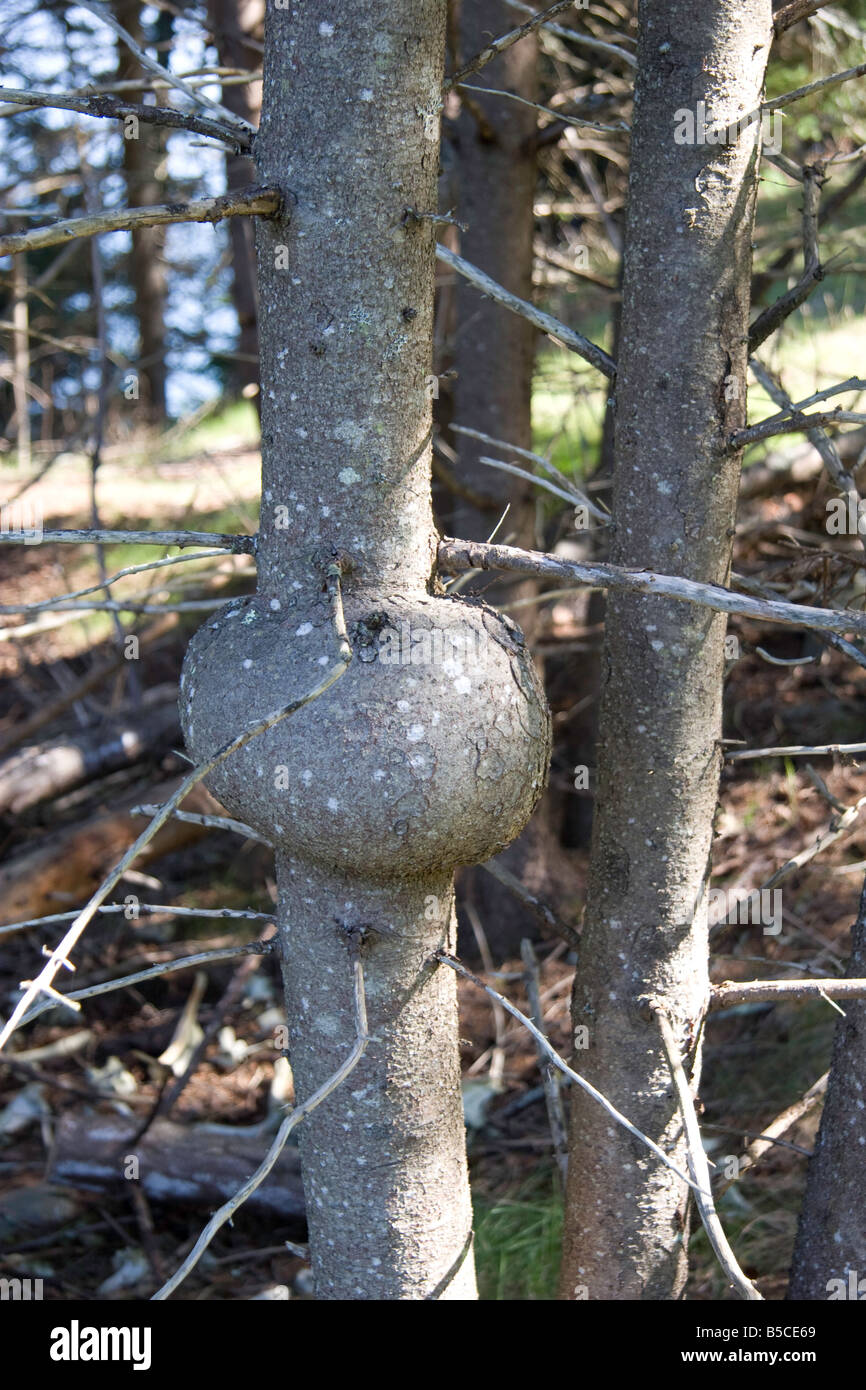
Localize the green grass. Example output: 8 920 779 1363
474 1179 563 1301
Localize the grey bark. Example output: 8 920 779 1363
788 878 866 1299
181 1 551 1300
559 0 773 1300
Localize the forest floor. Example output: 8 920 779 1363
1 401 864 1301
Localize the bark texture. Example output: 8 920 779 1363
445 0 538 543
115 0 168 423
207 0 263 399
181 1 551 1300
559 0 773 1301
788 880 866 1299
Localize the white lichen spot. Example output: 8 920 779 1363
359 88 374 103
327 798 339 812
318 21 334 36
296 622 313 636
334 419 364 447
301 770 314 786
373 769 386 781
242 659 253 670
270 598 281 610
338 467 361 486
397 699 410 712
407 723 425 742
454 675 471 694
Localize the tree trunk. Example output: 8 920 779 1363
115 0 168 424
207 0 263 401
788 879 866 1299
559 0 772 1300
444 0 538 547
180 1 550 1300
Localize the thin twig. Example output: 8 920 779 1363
520 940 569 1183
17 944 275 1030
480 860 579 948
0 549 227 616
0 186 282 258
131 804 271 846
731 408 866 449
761 795 866 891
0 903 274 940
713 1073 828 1197
710 978 866 1011
75 0 254 136
654 1006 763 1301
0 597 351 1050
435 952 711 1197
726 741 866 762
152 944 368 1300
479 455 607 514
451 423 608 519
748 164 825 351
437 538 866 640
0 528 255 552
443 1 579 91
454 82 628 135
435 244 616 379
0 85 248 150
764 61 866 112
503 1 636 67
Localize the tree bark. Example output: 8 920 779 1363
181 0 551 1300
115 0 169 425
207 0 263 401
445 0 538 546
788 878 866 1299
559 0 773 1300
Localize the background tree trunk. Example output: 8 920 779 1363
559 0 773 1300
443 0 538 550
788 878 866 1299
207 0 263 402
114 0 168 424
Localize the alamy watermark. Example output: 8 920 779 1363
674 101 782 156
357 619 490 670
708 887 782 936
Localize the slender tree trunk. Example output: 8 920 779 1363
559 0 772 1300
445 0 538 547
12 251 31 471
115 0 168 424
788 879 866 1299
181 0 550 1300
207 0 262 400
444 4 562 959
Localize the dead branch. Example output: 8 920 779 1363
438 538 866 640
0 186 282 258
